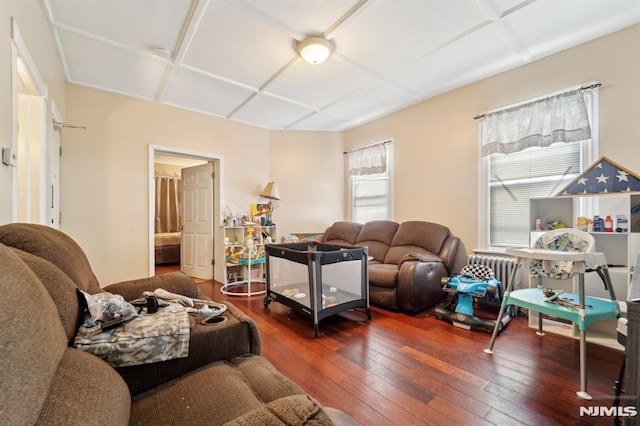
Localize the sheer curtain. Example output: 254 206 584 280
347 143 387 176
477 84 599 248
155 177 181 233
480 88 592 157
347 141 392 223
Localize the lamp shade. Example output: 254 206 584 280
298 37 332 65
260 181 281 200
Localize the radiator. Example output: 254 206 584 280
467 254 520 290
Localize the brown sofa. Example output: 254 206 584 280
0 223 354 425
323 220 467 312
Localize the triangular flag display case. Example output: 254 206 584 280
523 157 640 350
557 156 640 196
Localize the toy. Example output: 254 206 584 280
434 264 513 333
542 288 564 301
542 288 592 311
545 219 565 230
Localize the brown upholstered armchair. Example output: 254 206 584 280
0 223 260 394
323 220 467 312
0 232 356 425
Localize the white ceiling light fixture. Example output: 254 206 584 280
297 36 333 65
152 46 171 59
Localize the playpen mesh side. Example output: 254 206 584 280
268 255 364 309
320 261 363 296
268 256 308 288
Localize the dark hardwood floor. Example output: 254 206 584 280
157 264 626 425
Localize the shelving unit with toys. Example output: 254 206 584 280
528 194 640 349
222 225 276 296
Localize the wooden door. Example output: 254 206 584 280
181 163 214 279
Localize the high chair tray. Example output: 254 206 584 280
507 288 619 331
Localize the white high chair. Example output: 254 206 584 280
484 228 620 400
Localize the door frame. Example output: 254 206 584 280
11 19 48 223
148 145 224 280
49 101 62 228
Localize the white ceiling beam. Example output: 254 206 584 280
476 0 534 62
156 0 210 104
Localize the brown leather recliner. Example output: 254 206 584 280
323 220 467 312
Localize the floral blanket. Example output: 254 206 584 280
74 304 190 367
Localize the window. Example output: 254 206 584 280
347 141 393 223
478 85 599 248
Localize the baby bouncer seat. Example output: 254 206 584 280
435 263 513 333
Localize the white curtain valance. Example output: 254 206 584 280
480 89 592 157
347 143 387 176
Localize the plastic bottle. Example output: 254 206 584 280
604 215 613 232
616 215 628 233
535 219 542 231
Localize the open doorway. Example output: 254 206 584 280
153 155 206 274
148 145 224 281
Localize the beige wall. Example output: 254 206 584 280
345 23 640 253
269 130 344 236
62 86 267 284
2 2 638 285
0 0 66 223
63 86 345 284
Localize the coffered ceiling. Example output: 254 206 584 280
42 0 640 131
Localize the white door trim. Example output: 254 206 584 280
11 19 49 223
49 101 62 228
148 145 225 280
